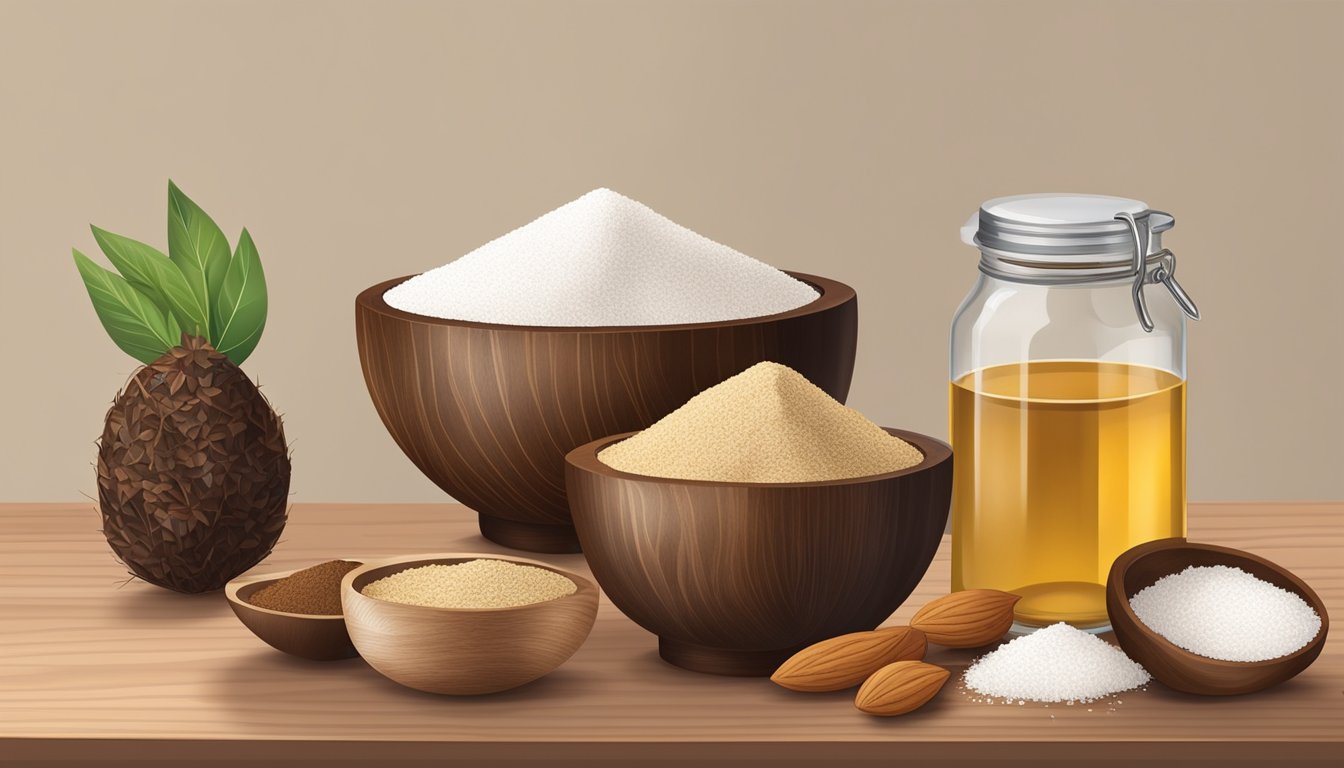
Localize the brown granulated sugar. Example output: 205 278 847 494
598 362 923 483
246 559 362 615
361 559 576 609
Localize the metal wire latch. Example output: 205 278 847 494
1115 210 1201 332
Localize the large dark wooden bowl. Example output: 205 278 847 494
355 272 857 554
564 428 952 676
1107 538 1328 695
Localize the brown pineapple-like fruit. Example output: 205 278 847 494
96 336 290 593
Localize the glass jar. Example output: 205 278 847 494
950 194 1200 633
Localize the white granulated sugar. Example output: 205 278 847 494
383 188 819 326
964 623 1150 703
1128 564 1321 662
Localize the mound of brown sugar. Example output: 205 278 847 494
598 362 922 483
246 560 362 615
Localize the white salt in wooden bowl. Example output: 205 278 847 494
354 272 858 554
1106 538 1328 695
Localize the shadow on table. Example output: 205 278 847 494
1133 671 1332 705
203 646 599 731
104 582 232 622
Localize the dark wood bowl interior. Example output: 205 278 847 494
564 427 952 676
1106 538 1329 695
355 271 858 554
224 566 360 661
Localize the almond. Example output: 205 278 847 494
854 661 950 716
910 589 1020 648
771 626 927 692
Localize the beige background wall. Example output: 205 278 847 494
1 0 1340 503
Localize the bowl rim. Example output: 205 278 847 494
1107 537 1329 671
224 559 366 621
341 552 599 615
355 271 854 333
565 427 951 489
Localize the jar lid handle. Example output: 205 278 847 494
1115 210 1201 332
960 213 979 247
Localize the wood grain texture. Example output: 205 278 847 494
1107 538 1329 695
224 566 359 661
0 502 1340 766
341 554 598 695
564 428 952 676
354 272 858 553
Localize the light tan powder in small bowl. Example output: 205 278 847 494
598 361 923 483
360 559 577 609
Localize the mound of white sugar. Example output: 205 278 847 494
1128 565 1321 662
383 188 819 326
964 623 1150 703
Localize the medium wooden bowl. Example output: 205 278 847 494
355 272 857 554
341 553 599 695
565 428 952 677
225 564 361 661
1106 538 1329 695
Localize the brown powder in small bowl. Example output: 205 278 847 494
246 560 362 615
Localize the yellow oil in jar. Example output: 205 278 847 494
950 361 1185 629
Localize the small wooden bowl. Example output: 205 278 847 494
1106 538 1329 695
565 428 952 677
341 553 599 695
355 271 857 554
225 564 361 661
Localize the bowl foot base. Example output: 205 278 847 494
478 515 582 554
658 637 796 677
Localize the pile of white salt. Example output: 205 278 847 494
384 188 818 327
963 623 1150 703
1128 565 1321 662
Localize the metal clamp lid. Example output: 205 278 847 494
1114 210 1201 332
964 194 1203 333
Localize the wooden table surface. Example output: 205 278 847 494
1 502 1339 766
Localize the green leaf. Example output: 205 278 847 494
212 228 267 365
90 225 209 337
73 249 181 364
166 180 231 335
